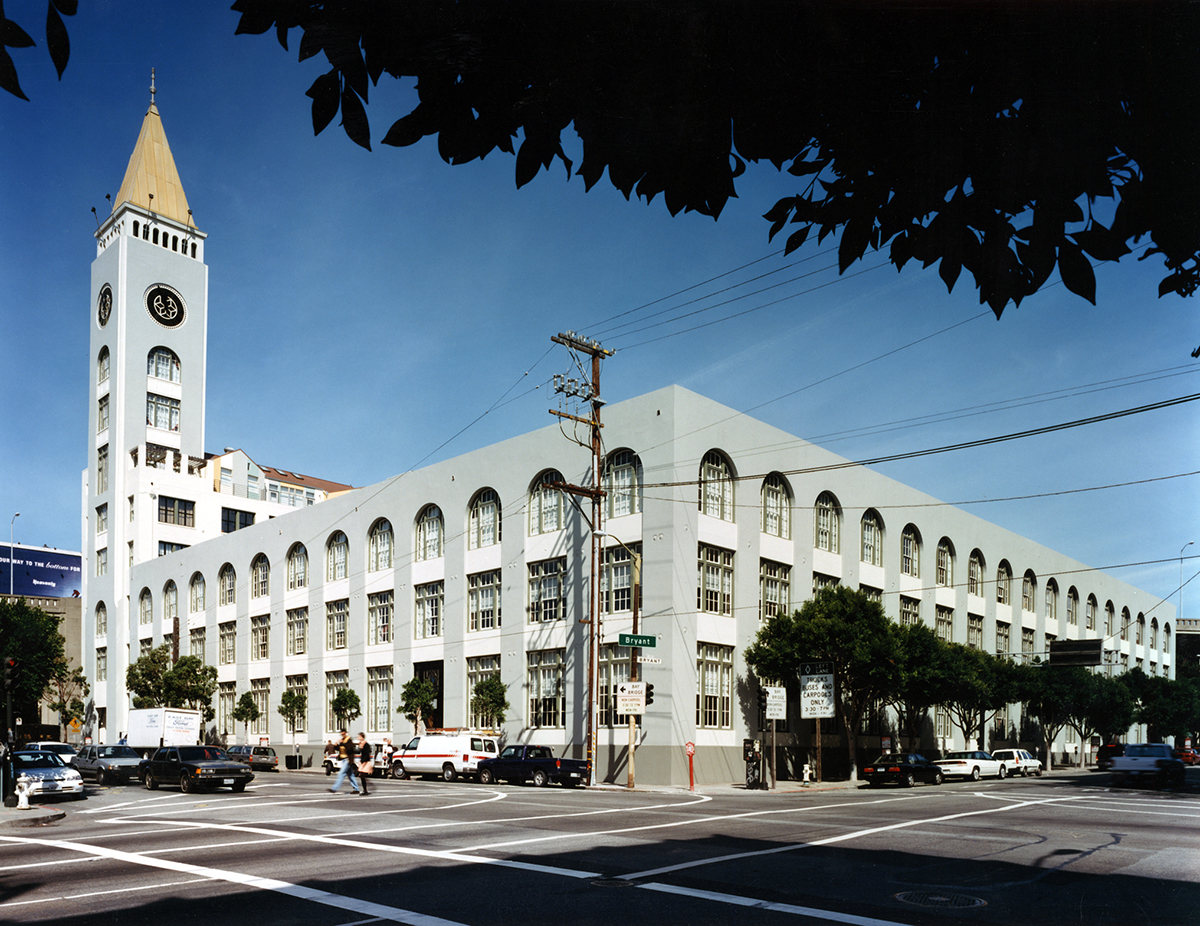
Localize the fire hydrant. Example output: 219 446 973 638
802 763 812 783
15 776 31 810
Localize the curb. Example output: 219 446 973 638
0 807 68 829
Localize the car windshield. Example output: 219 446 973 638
945 752 972 759
98 746 139 758
177 747 227 762
871 755 908 764
15 752 64 768
35 744 74 756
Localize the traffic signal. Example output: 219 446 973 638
644 683 654 706
757 688 767 711
3 657 15 691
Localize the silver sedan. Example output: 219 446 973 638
11 750 86 799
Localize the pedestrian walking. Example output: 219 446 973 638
329 729 361 794
356 733 373 795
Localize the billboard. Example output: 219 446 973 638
0 544 82 599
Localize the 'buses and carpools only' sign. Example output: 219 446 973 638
800 661 835 719
0 544 82 598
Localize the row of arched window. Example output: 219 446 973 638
131 220 198 258
97 346 182 386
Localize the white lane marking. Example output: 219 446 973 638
622 794 1090 880
2 878 209 908
0 835 469 926
639 881 914 926
0 855 103 873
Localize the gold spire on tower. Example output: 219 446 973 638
111 69 194 226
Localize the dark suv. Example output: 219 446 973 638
226 744 279 772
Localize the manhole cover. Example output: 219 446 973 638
591 879 635 888
895 891 987 909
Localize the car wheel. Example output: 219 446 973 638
392 762 408 780
903 772 915 788
146 772 158 790
95 769 106 787
970 767 981 781
180 774 193 794
442 764 458 782
478 768 495 785
231 781 247 793
532 769 549 787
998 765 1006 780
933 771 944 786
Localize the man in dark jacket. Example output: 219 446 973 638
329 729 360 794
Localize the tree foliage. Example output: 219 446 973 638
125 645 217 720
232 1 1200 315
469 675 509 729
0 0 74 101
331 687 361 729
940 644 1016 750
398 676 437 732
43 654 88 741
232 690 260 741
885 622 952 748
0 597 67 718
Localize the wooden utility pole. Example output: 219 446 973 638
548 332 612 788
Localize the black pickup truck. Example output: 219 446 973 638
476 744 587 787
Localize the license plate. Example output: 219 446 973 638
44 782 58 790
223 778 234 784
568 772 580 778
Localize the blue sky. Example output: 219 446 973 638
1 4 1196 612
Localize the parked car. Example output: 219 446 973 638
76 744 143 785
990 748 1043 777
11 750 86 800
23 741 79 767
142 745 254 793
1173 747 1200 766
1096 742 1125 771
226 744 280 772
390 733 500 781
935 750 1007 780
862 753 944 788
476 744 588 787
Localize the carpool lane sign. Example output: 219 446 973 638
800 661 835 719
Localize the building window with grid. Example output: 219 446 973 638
601 545 641 614
860 585 883 604
97 444 108 493
189 573 205 612
468 656 502 728
1150 618 1158 649
899 596 920 626
163 581 178 625
146 393 180 431
814 492 839 552
368 591 393 645
696 643 733 729
148 346 181 382
528 650 565 728
861 512 882 566
218 564 236 606
190 627 205 661
1022 572 1036 611
128 542 134 566
469 571 501 631
1021 627 1035 662
250 614 269 660
996 621 1010 657
997 563 1012 605
697 544 734 615
1067 588 1078 625
286 607 308 655
1086 595 1097 631
251 554 270 599
285 675 308 733
287 544 307 589
416 506 443 561
606 450 642 519
469 489 502 549
936 540 953 587
599 644 634 727
935 706 951 740
368 519 393 571
95 603 107 636
761 473 791 539
325 670 348 732
760 560 790 621
529 472 565 535
326 532 348 581
415 582 443 639
163 632 174 654
529 558 566 623
158 541 188 557
967 552 983 595
812 573 840 595
367 666 393 733
936 606 953 642
98 394 109 432
138 638 152 658
1045 582 1058 621
138 588 152 625
158 496 195 527
96 503 108 536
1105 602 1115 636
98 346 109 384
219 621 236 664
1120 607 1130 642
1136 614 1145 645
90 644 106 682
699 450 734 521
95 548 108 577
221 508 255 533
967 613 983 649
250 679 269 735
219 682 235 737
326 599 348 650
901 527 920 577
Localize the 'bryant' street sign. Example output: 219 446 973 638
619 634 656 648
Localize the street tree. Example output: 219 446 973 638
0 597 69 722
231 1 1200 317
1017 662 1078 770
331 687 362 730
125 645 173 709
125 646 217 720
745 586 901 781
277 689 307 761
885 622 951 750
1088 673 1137 744
43 655 89 742
469 675 509 729
398 677 438 734
232 692 260 743
940 644 1015 751
1060 667 1110 768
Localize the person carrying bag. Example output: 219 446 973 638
356 733 373 796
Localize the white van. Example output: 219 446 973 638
391 732 499 781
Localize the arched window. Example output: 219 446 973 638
1164 624 1172 654
761 473 791 539
1150 617 1158 649
529 471 565 535
1067 587 1079 626
605 450 642 519
218 564 236 606
901 526 920 577
1105 601 1115 636
813 492 840 552
699 450 735 521
936 539 954 587
287 544 308 589
1044 579 1058 621
327 532 348 581
95 602 107 636
133 220 140 237
1022 571 1037 612
163 581 177 624
98 346 110 384
968 550 984 596
416 505 443 561
147 346 181 383
1120 606 1130 641
369 519 394 571
861 511 883 566
251 554 270 598
1136 613 1145 645
189 573 205 612
139 588 153 625
469 489 501 549
996 561 1013 605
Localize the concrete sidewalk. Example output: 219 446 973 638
0 803 67 828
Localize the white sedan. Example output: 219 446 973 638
12 750 86 799
935 750 1007 780
991 748 1042 777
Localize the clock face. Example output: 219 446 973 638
97 284 113 327
144 283 186 329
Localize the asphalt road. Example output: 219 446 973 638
1 770 1197 925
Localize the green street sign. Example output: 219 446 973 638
619 633 656 648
